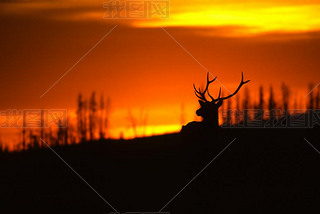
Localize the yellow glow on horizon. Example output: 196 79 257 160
109 124 182 139
135 4 320 36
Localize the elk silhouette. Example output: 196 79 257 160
182 72 250 133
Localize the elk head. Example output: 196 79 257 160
193 72 250 127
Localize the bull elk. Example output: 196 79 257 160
181 72 250 133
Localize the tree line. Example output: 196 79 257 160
0 83 319 152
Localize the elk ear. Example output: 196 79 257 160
198 100 205 107
217 100 223 108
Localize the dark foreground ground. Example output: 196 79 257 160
1 128 320 214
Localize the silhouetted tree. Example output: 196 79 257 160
64 121 69 145
67 122 76 144
0 136 9 153
104 97 111 138
126 107 148 138
57 119 65 145
42 129 49 147
253 85 264 121
234 92 240 125
139 108 148 136
89 92 97 141
226 96 232 125
77 93 87 143
29 130 39 149
83 99 88 141
48 128 55 146
268 86 276 122
99 93 105 140
242 87 251 122
22 127 26 151
127 110 137 138
281 83 290 112
259 85 264 110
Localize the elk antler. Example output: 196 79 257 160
193 72 217 102
213 72 250 102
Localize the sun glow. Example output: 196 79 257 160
110 124 182 139
135 4 320 36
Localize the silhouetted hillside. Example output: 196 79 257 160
1 128 320 213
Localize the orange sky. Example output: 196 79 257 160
1 0 320 147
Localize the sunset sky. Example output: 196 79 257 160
1 0 320 147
